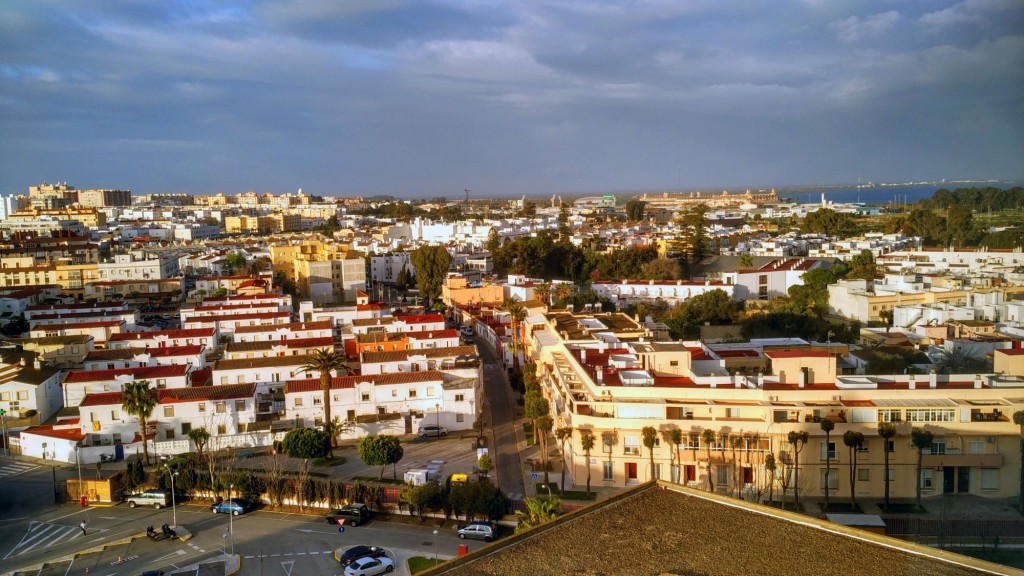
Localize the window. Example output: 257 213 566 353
981 468 999 491
409 389 418 398
235 400 245 412
313 397 322 405
969 441 985 455
653 463 662 480
858 468 870 482
602 461 613 481
456 413 464 423
220 376 229 385
16 391 28 401
111 410 119 420
455 394 465 402
888 468 896 482
920 469 933 491
851 408 876 423
166 429 175 439
215 402 226 414
758 274 768 284
361 393 370 402
113 433 122 444
426 386 434 397
156 378 167 389
295 397 304 407
929 441 946 455
624 436 641 456
391 389 398 398
878 409 902 422
163 406 174 418
217 424 226 435
181 423 191 435
716 466 729 487
886 440 895 453
0 392 8 401
820 468 838 491
906 409 955 423
669 361 678 367
820 441 836 461
199 403 206 412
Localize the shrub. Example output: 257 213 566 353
281 428 331 459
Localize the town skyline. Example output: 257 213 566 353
2 1 1022 197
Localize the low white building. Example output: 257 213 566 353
233 320 333 343
360 345 479 376
109 327 218 350
183 311 291 336
591 279 734 307
62 364 192 408
722 258 828 301
0 353 64 426
213 355 314 395
83 345 207 371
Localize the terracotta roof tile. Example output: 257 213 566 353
285 370 444 393
360 345 478 364
110 328 216 342
63 364 189 384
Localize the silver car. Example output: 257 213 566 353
457 521 496 542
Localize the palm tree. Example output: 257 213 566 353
764 453 777 506
579 429 596 495
738 253 754 269
554 283 574 306
555 426 574 493
1016 411 1024 515
878 422 897 510
911 427 934 512
121 380 158 467
301 348 350 458
514 495 562 533
670 428 683 484
641 426 658 481
843 431 865 510
820 418 835 512
187 427 211 460
537 415 554 486
502 296 527 372
535 282 552 307
701 429 716 492
787 430 808 509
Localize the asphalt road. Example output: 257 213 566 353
476 344 527 501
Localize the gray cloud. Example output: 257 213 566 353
0 0 1021 196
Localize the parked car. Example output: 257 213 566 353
344 555 394 576
140 571 165 576
457 521 496 542
210 498 254 516
418 425 449 438
126 490 170 509
325 503 371 526
335 545 387 567
459 326 474 337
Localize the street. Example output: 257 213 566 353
476 343 527 502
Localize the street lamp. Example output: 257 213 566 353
435 403 440 433
542 483 552 500
74 444 83 503
164 464 179 528
432 529 438 564
228 483 235 555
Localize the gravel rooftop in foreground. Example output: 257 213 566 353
426 482 1013 576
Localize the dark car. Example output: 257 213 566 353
335 545 386 567
326 503 371 527
210 498 255 516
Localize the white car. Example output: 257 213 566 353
344 555 394 576
419 425 449 438
459 326 474 337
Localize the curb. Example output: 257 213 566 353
1 533 144 576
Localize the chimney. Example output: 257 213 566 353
929 370 937 389
34 358 42 370
908 375 916 390
757 373 764 388
798 367 807 389
581 349 587 363
974 374 982 389
596 367 604 384
735 374 742 388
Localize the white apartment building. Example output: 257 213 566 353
0 354 64 425
212 355 314 395
359 345 479 376
30 320 124 348
97 251 180 281
722 258 827 301
590 279 734 307
369 253 414 285
109 328 218 350
83 345 207 371
179 302 285 323
223 337 334 360
233 320 333 343
182 311 291 336
61 364 192 408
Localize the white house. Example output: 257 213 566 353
61 364 192 408
359 345 479 376
233 320 333 343
179 302 284 323
182 311 291 336
0 353 64 426
406 329 461 349
83 345 207 371
109 327 218 350
212 355 314 395
223 337 334 360
590 279 735 307
721 258 828 301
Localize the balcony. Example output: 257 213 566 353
922 452 1003 468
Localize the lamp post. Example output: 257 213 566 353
228 483 235 555
0 408 7 457
432 529 438 564
164 465 179 528
74 444 83 502
435 403 440 433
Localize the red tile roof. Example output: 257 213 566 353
63 364 189 384
996 348 1024 356
395 313 445 324
183 311 290 324
234 320 331 334
190 368 213 386
714 349 761 358
21 424 85 442
765 350 833 358
32 320 123 329
80 383 255 406
110 328 216 342
407 329 459 340
285 370 444 393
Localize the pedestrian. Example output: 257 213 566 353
80 520 86 536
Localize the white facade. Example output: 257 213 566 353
97 251 180 281
591 280 734 307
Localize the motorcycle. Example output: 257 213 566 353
100 454 115 463
146 525 175 541
161 524 177 539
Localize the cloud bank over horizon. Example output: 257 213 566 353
1 0 1021 197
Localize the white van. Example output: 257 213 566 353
126 489 170 509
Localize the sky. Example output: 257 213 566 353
1 1 1022 198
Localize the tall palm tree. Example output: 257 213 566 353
1015 411 1024 515
555 426 573 493
843 431 865 510
535 282 552 307
537 415 554 486
787 430 808 509
187 427 211 460
503 296 527 371
121 380 158 467
878 422 898 510
820 418 835 512
910 427 934 512
641 426 658 481
554 283 574 307
701 429 716 492
301 348 350 458
514 495 562 533
579 429 596 495
670 428 683 484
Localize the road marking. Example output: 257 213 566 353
281 560 294 576
0 462 39 479
156 549 187 561
4 521 104 559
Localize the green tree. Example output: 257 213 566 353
878 422 897 510
187 427 211 460
301 348 350 458
224 251 247 275
476 453 492 478
787 430 809 509
537 415 554 485
642 258 679 280
281 428 330 459
524 391 550 447
503 296 528 373
820 419 835 511
910 427 934 511
846 249 882 281
764 452 777 506
579 429 596 495
394 263 410 291
400 482 438 520
945 205 976 247
641 426 658 481
738 253 754 269
671 204 711 278
358 435 405 480
843 431 865 510
670 427 683 484
802 208 855 235
121 380 158 467
555 426 573 493
1015 411 1024 516
410 245 453 306
515 495 561 533
625 199 646 221
558 203 571 242
701 429 716 492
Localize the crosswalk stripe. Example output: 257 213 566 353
0 463 39 479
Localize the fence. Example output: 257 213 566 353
884 517 1024 546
